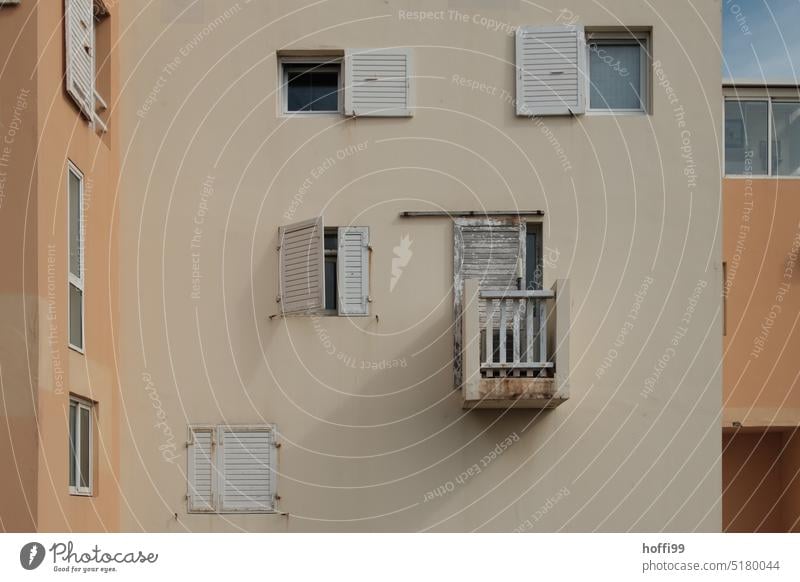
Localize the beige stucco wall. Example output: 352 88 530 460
117 0 723 531
0 1 120 532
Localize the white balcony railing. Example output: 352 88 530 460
480 289 553 377
461 279 570 408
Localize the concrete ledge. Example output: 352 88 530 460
463 377 567 409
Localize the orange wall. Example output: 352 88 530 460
0 0 40 533
33 2 121 532
0 1 121 532
723 178 800 427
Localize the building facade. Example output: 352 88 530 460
114 0 722 532
0 0 120 531
722 82 800 532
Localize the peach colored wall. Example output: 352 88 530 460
723 178 800 428
0 0 40 533
0 1 120 532
32 2 121 532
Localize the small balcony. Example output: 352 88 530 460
461 279 570 409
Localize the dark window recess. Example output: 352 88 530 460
324 230 338 311
526 227 543 291
287 69 339 112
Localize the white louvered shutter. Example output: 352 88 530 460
345 48 412 117
337 226 369 316
279 217 325 315
516 25 585 116
219 427 276 512
65 0 96 121
454 219 524 327
187 428 215 512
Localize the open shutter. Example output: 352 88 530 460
337 226 369 316
279 217 324 315
187 428 215 512
65 0 95 121
516 25 585 116
219 427 276 512
345 48 412 117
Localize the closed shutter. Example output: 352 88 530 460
337 226 369 316
453 218 525 386
516 25 585 116
65 0 95 120
219 427 276 512
187 428 215 512
279 217 325 315
345 48 412 117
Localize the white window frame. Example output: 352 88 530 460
67 161 85 353
724 97 800 179
187 424 278 514
280 56 343 116
69 396 93 496
585 31 649 115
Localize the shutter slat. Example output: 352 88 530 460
345 48 412 117
516 25 585 116
337 227 369 316
188 428 215 512
220 428 276 512
279 217 324 314
65 0 95 121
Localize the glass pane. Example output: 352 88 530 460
287 67 339 112
79 407 90 489
324 257 337 311
725 100 768 175
69 169 81 278
324 231 338 251
69 402 77 488
70 283 83 349
772 102 800 176
525 231 542 291
589 43 642 110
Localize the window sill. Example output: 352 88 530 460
69 490 93 497
68 343 85 355
585 109 648 116
280 111 343 118
724 174 800 180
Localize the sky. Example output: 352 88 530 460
723 0 800 80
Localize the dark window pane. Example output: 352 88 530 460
324 258 337 311
725 100 768 175
286 67 339 112
324 231 338 251
70 283 83 349
69 403 77 487
80 407 90 489
525 231 542 291
69 169 81 278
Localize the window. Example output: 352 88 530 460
69 397 93 495
772 102 800 176
724 98 800 176
279 50 413 117
525 223 544 291
278 218 370 316
587 32 649 112
187 425 277 513
68 162 84 352
324 229 338 312
725 100 768 175
281 58 342 113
